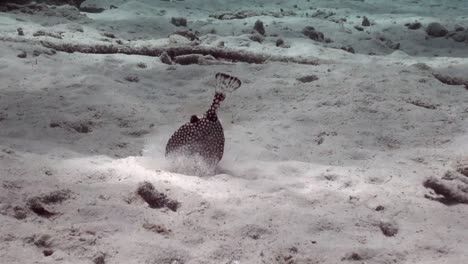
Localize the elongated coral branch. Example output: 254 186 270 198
38 41 321 65
2 36 324 65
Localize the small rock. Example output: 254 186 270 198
171 17 187 27
13 206 27 220
136 62 147 68
275 38 289 48
454 25 465 32
375 205 385 211
72 123 90 133
275 38 284 47
125 75 139 82
450 32 466 42
49 122 61 128
341 46 355 53
254 19 265 35
27 198 55 218
302 26 324 42
17 27 24 36
343 252 363 261
17 51 27 58
102 32 115 38
43 249 54 256
362 16 370 26
93 253 106 264
379 222 398 237
297 75 319 83
406 21 422 30
79 7 105 13
137 181 180 211
426 22 448 37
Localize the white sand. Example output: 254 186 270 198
1 0 468 263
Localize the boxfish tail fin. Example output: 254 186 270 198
215 72 242 95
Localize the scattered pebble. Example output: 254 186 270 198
125 75 139 82
341 46 355 53
71 123 91 133
13 206 27 220
17 51 27 58
27 198 55 218
302 26 325 42
379 222 398 237
171 17 187 27
79 6 105 13
450 31 467 42
102 32 115 38
136 62 147 68
93 253 106 264
43 249 54 256
362 16 370 26
275 38 284 47
254 19 265 35
405 21 422 30
426 22 448 37
342 252 364 261
137 181 180 212
297 75 319 83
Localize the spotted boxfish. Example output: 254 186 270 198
165 72 242 169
